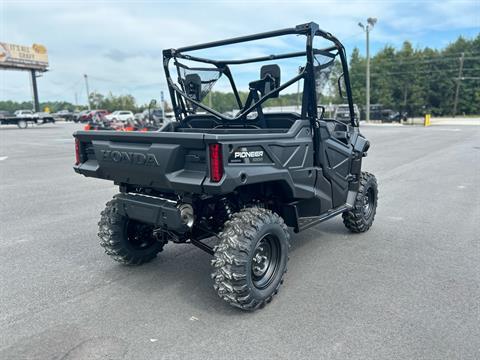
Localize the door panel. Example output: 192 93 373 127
316 119 353 207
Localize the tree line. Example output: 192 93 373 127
0 92 162 114
1 34 478 117
349 34 480 116
203 34 479 116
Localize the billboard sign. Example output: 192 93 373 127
0 42 49 71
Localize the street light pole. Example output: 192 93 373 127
160 90 165 120
366 27 370 122
359 18 377 122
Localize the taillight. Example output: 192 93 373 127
84 124 91 130
209 143 223 182
75 138 81 165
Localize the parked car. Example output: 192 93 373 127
78 110 92 123
334 104 360 123
74 110 89 123
384 110 408 123
141 108 165 124
54 110 75 121
105 110 134 122
0 110 11 118
368 107 407 123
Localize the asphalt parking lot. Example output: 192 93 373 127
0 122 479 360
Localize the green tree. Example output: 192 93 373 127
349 33 480 117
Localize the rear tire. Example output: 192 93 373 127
343 172 378 233
98 198 167 265
212 207 290 311
17 120 28 129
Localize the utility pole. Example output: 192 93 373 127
359 18 377 122
366 28 370 122
452 52 464 117
84 74 91 110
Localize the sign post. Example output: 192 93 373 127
31 69 40 112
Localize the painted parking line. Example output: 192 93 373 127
0 156 8 161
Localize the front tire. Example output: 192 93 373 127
212 207 290 311
343 172 378 233
98 199 167 265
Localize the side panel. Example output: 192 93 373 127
202 120 316 199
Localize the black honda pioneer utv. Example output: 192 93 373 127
73 22 378 311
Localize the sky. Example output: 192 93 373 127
1 0 479 106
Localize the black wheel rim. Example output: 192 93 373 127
251 234 281 289
125 220 156 250
363 187 375 219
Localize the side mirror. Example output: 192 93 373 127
260 64 281 98
184 73 202 102
337 73 347 99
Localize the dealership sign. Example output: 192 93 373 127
0 42 49 71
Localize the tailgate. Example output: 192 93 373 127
73 130 207 192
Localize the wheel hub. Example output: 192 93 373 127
363 187 375 218
252 244 269 277
251 234 280 289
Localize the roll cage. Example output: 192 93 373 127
162 22 357 127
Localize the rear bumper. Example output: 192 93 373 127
115 193 187 233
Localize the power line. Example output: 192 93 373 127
353 67 477 77
41 77 83 98
88 75 119 83
359 54 480 67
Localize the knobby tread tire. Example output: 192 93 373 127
97 199 166 265
211 207 290 311
343 171 378 233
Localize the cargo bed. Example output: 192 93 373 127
74 130 207 193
